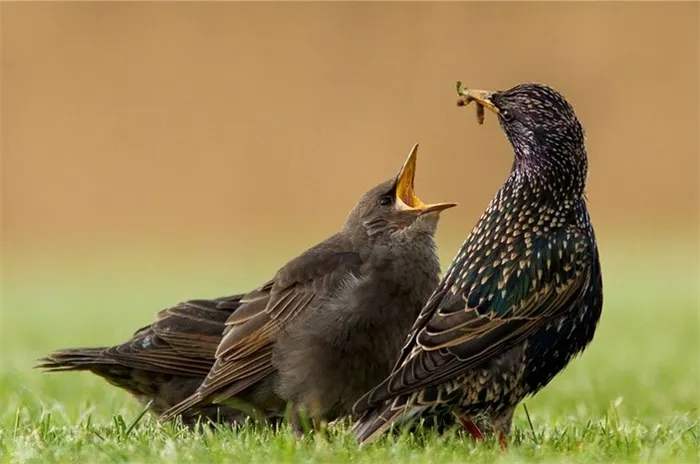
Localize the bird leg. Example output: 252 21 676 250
288 405 312 439
458 416 485 441
498 431 508 450
491 406 514 451
459 410 511 450
288 413 304 439
288 404 327 439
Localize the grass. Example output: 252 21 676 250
1 238 698 463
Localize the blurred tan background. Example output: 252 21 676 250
2 2 698 282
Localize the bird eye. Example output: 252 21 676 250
500 109 514 122
379 195 393 206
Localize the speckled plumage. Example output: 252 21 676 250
36 295 264 426
353 83 604 447
160 145 457 431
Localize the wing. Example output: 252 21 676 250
194 239 364 401
99 294 245 377
355 226 593 411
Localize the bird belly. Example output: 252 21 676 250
451 342 529 419
522 300 602 396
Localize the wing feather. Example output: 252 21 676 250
162 238 364 422
354 227 593 413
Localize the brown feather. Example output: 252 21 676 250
36 294 253 425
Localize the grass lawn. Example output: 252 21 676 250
1 239 698 463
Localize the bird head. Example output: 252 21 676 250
344 144 457 238
458 82 587 181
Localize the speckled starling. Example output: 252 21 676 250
36 295 258 426
353 83 604 448
159 144 457 432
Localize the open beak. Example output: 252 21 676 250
457 87 499 124
394 144 457 215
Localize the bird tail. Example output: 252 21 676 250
159 392 205 423
353 400 425 445
35 347 115 372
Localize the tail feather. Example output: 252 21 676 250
159 392 205 423
353 401 424 445
35 348 114 372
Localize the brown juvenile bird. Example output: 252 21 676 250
353 83 603 447
160 144 457 432
37 295 254 426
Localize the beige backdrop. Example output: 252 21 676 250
2 3 698 265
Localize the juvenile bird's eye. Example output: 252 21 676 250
379 195 393 206
500 109 514 122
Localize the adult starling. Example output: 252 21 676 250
353 83 604 448
36 295 257 426
160 144 457 432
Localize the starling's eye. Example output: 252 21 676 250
379 195 393 206
500 109 514 122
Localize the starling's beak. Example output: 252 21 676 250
461 89 498 113
458 88 499 124
394 144 458 216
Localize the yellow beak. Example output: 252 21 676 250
394 144 458 215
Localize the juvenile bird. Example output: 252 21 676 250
37 295 254 426
353 83 604 447
160 144 457 432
